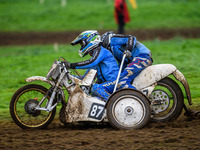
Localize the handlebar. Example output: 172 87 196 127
59 57 83 79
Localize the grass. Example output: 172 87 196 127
0 0 199 32
0 37 200 120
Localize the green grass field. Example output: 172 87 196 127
0 0 200 31
0 38 200 120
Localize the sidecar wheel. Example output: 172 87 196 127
107 89 151 130
10 84 56 129
150 77 184 122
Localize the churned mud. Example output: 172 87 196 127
0 107 200 150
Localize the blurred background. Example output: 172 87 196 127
0 0 200 45
1 0 200 31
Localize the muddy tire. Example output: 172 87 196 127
10 84 56 129
150 77 184 122
107 89 151 129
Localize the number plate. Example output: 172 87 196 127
88 103 105 120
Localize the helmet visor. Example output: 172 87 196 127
71 34 84 46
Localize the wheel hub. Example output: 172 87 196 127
125 106 134 115
150 90 170 113
24 99 41 117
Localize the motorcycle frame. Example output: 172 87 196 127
25 56 192 122
26 62 107 122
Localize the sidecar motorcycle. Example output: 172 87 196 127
10 56 191 129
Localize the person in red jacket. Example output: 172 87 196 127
114 0 130 34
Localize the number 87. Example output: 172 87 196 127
90 105 104 118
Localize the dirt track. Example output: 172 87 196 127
0 28 200 46
0 112 200 150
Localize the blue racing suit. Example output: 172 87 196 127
98 33 153 99
70 46 119 100
109 34 153 89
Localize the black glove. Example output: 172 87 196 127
125 50 132 59
64 61 71 68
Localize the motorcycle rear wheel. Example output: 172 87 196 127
10 84 56 129
150 77 184 122
107 89 151 129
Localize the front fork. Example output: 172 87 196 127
34 86 60 112
34 85 66 112
35 69 67 112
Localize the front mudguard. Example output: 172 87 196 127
25 76 55 86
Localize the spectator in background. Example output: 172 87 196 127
114 0 130 34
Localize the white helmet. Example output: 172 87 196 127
71 30 101 57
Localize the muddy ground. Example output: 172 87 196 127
0 107 200 150
0 29 200 149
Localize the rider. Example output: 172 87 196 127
64 30 119 100
101 31 153 90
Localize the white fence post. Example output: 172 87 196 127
39 0 45 4
61 0 67 7
54 43 59 52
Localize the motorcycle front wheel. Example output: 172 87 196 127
150 77 184 122
10 84 56 129
107 89 151 130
